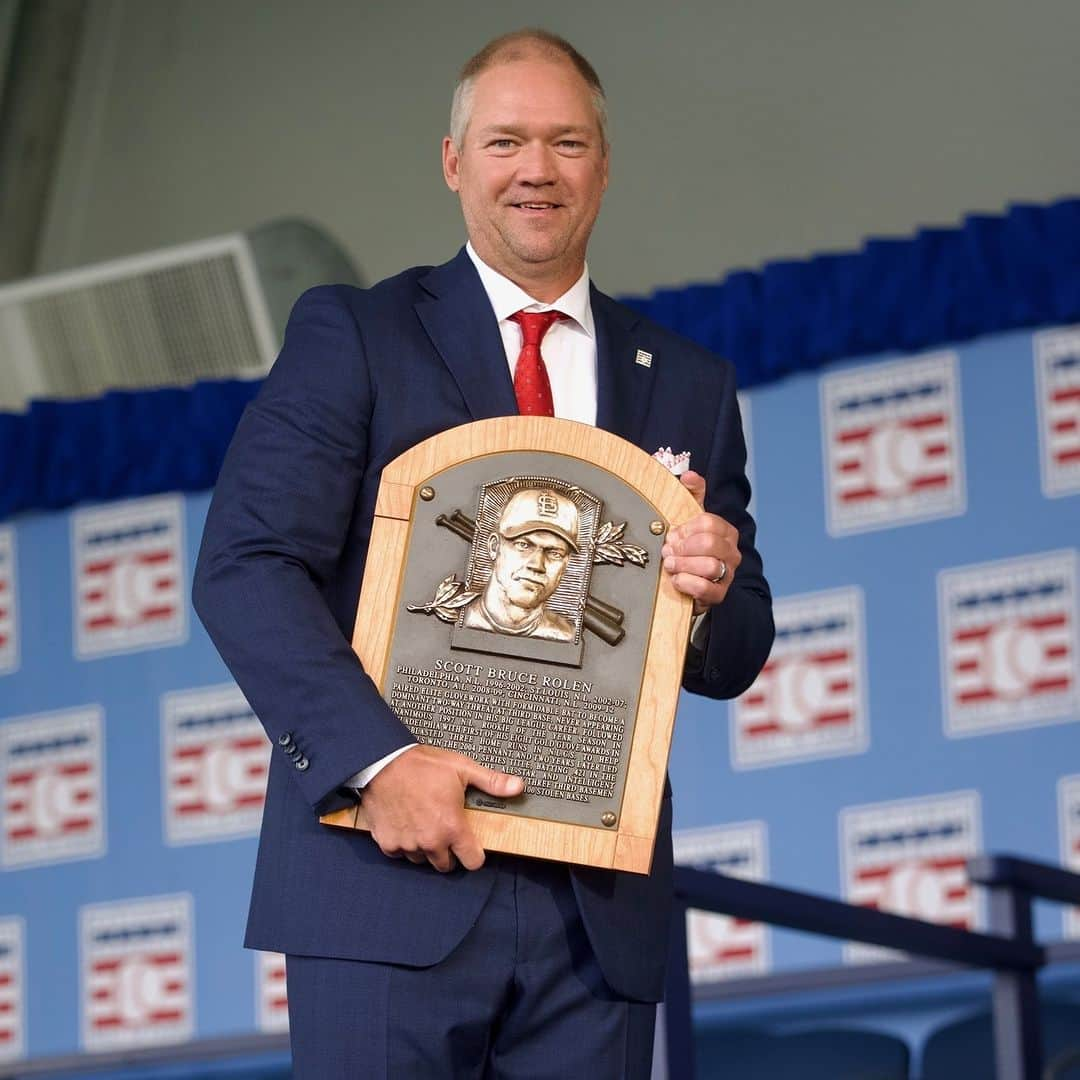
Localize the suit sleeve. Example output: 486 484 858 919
192 287 415 811
682 360 774 699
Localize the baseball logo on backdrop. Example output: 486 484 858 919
1059 775 1080 940
732 586 868 769
1 706 105 869
821 352 965 535
162 684 271 845
840 791 981 963
1035 326 1080 497
0 527 17 675
256 951 288 1033
0 918 24 1062
939 550 1078 737
80 894 193 1051
674 823 769 982
72 495 187 659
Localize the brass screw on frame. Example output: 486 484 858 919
601 812 617 828
419 486 435 501
649 520 665 535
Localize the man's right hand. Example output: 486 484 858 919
361 745 524 873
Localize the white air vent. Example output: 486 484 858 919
0 235 278 413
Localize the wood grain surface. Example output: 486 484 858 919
322 417 699 873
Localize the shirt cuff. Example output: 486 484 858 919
344 744 418 790
683 610 709 677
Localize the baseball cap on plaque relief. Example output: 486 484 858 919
321 417 700 873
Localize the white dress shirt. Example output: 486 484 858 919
346 246 599 789
466 243 598 426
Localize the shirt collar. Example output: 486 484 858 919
466 242 594 338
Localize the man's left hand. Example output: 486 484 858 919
661 470 741 615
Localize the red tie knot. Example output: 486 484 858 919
511 309 562 346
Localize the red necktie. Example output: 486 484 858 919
510 310 561 417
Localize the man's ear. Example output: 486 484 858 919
487 533 500 560
442 136 462 192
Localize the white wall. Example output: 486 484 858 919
38 0 1080 297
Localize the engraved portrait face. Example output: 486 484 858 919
488 528 571 609
461 487 581 643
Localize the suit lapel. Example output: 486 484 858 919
416 255 655 442
592 287 654 448
415 249 518 420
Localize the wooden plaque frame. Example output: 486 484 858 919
321 417 699 874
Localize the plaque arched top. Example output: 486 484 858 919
376 417 701 526
331 414 699 871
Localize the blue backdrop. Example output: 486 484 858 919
0 200 1078 1063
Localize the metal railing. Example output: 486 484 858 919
5 854 1078 1078
665 853 1080 1080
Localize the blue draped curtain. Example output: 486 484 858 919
3 197 1078 520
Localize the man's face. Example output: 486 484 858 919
443 55 608 295
488 529 571 609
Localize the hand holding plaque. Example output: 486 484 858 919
361 743 526 872
321 417 699 874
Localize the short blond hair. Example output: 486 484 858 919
449 29 608 149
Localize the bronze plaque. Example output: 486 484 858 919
322 418 698 873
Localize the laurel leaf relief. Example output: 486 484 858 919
593 522 648 568
407 574 479 622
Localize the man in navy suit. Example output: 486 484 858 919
194 28 773 1079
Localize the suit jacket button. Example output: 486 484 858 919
278 732 294 747
709 668 722 680
295 756 309 771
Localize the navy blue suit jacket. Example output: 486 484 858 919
192 248 773 1002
